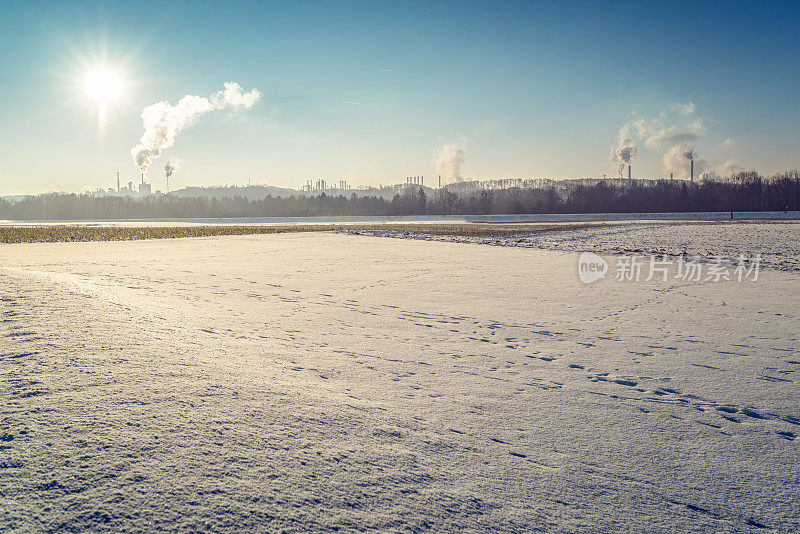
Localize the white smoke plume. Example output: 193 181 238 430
131 82 261 172
620 104 705 150
642 118 705 149
662 144 709 179
434 142 466 184
714 159 744 178
670 102 697 115
663 147 746 181
613 103 726 179
610 126 637 178
164 157 182 178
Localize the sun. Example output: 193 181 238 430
68 47 136 132
85 68 123 104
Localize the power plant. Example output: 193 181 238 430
112 171 153 196
299 176 436 193
303 179 351 192
138 173 151 194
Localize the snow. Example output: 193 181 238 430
1 229 798 531
352 221 800 272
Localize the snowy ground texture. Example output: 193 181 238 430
1 226 799 532
350 221 800 272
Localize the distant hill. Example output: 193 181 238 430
169 185 300 200
168 184 439 201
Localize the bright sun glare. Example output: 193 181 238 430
85 68 123 104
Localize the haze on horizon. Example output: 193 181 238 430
0 0 798 196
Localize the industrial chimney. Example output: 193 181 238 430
628 164 631 180
690 160 694 183
117 171 120 192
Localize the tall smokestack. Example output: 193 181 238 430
690 160 694 183
117 171 120 192
628 164 631 180
141 173 145 184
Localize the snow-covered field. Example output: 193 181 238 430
353 221 800 272
1 227 799 531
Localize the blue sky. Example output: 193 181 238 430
0 0 798 194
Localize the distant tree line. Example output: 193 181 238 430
2 170 798 220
